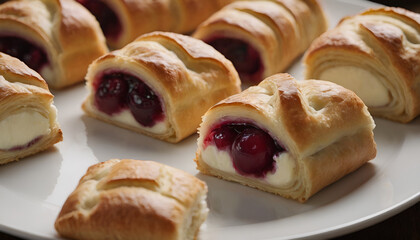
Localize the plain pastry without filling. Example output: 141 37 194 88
0 53 62 165
0 0 108 89
55 159 209 240
305 7 420 123
193 0 327 84
82 31 241 143
195 73 377 202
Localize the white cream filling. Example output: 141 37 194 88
0 111 50 150
112 109 169 134
201 145 236 174
40 65 54 85
319 66 390 107
265 153 296 187
201 145 296 187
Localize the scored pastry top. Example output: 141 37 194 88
0 0 108 88
76 0 236 48
0 52 48 91
74 159 206 211
83 31 241 143
304 7 420 122
193 0 327 84
196 73 376 202
0 0 104 43
92 31 240 99
306 7 420 76
55 159 208 240
200 73 375 158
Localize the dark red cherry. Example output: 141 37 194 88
231 127 276 176
206 37 263 83
127 80 164 127
23 49 43 70
0 36 48 72
94 72 164 127
95 74 128 115
76 0 122 40
210 126 238 150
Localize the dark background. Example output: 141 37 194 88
0 0 418 240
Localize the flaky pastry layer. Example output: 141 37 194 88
305 7 420 123
0 53 62 164
193 0 328 82
0 0 108 89
195 73 376 202
55 159 208 240
96 0 236 48
83 31 241 143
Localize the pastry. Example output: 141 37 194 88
0 0 108 89
0 53 63 165
193 0 327 84
195 73 377 202
55 158 209 240
75 0 236 49
82 31 241 143
304 7 420 123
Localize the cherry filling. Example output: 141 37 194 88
204 122 284 177
94 72 164 127
8 136 42 152
0 36 48 72
95 75 128 115
127 79 164 127
76 0 122 41
205 37 263 84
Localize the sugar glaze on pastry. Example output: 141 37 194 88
0 0 108 89
55 159 209 240
0 53 62 164
305 7 420 123
83 31 241 143
195 73 377 202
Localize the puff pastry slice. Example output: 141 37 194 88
0 0 108 89
0 53 62 165
305 7 420 123
193 0 327 84
195 73 376 202
82 31 241 143
55 159 209 240
76 0 236 49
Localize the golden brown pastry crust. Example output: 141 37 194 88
0 0 108 89
0 53 62 165
193 0 327 83
82 31 241 143
195 73 376 202
55 159 208 240
96 0 236 48
304 7 420 123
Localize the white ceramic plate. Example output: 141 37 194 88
1 0 419 239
